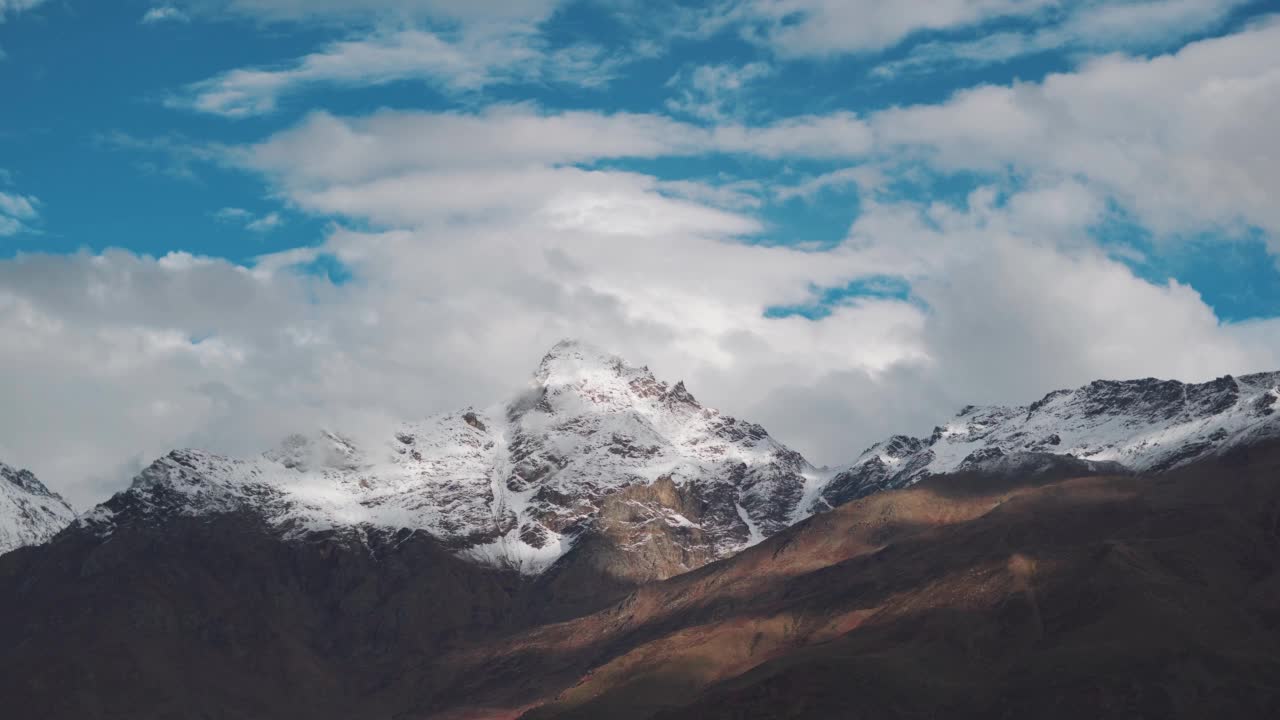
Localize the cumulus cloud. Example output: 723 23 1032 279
238 106 871 227
0 218 908 506
872 19 1280 239
750 183 1280 461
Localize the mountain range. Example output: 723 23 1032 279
4 340 1280 718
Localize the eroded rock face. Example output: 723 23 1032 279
77 340 818 582
0 462 75 555
824 372 1280 506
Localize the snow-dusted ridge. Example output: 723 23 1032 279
81 340 816 575
823 372 1280 505
0 462 76 555
71 345 1280 574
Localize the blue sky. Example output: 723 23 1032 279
3 0 1280 505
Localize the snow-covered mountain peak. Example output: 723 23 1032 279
822 371 1280 506
83 342 817 578
529 339 682 416
534 339 627 383
1 462 76 555
4 463 49 496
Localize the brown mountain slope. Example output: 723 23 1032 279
486 445 1280 719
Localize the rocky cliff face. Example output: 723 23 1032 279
823 372 1280 506
0 462 75 555
79 340 818 584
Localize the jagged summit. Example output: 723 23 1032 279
0 462 75 555
529 339 676 413
823 371 1280 505
534 338 622 379
80 341 817 578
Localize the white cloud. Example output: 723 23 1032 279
666 62 774 121
214 0 563 24
0 191 37 220
736 0 1059 57
141 6 190 24
233 106 873 234
871 32 1048 78
215 207 284 233
0 190 38 236
242 105 871 193
171 24 642 117
213 207 252 221
1064 0 1249 46
659 178 765 211
246 212 283 233
0 0 46 21
775 166 881 202
871 19 1280 239
712 111 874 158
751 182 1280 459
872 0 1252 77
172 29 535 117
245 107 705 182
171 0 630 119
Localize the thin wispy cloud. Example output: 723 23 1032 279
871 0 1252 78
666 62 774 122
170 28 634 117
0 190 39 236
140 6 190 25
214 207 284 233
0 0 47 21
